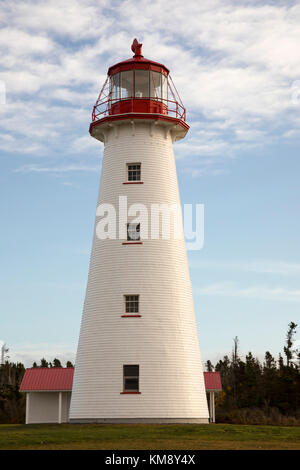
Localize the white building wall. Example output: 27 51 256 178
62 392 71 423
69 120 209 422
27 392 71 424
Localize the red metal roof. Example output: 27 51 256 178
20 367 74 392
108 57 169 76
20 368 222 392
203 372 222 391
107 38 169 76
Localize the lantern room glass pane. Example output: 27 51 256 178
135 70 149 98
150 71 161 99
110 73 120 101
120 70 133 99
162 74 168 101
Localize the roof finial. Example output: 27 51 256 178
131 38 143 57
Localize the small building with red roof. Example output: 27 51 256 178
203 372 223 423
20 368 221 424
20 368 74 424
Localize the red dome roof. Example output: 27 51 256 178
108 38 169 76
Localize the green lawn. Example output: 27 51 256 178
0 423 299 450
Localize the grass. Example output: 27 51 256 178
0 423 299 450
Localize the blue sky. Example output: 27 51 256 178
0 0 299 367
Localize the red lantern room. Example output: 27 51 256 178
90 39 189 138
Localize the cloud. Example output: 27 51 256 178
15 164 100 173
4 0 112 40
1 0 300 175
189 259 300 276
183 166 230 178
0 28 54 56
196 281 300 302
70 135 100 153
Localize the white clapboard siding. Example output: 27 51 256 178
69 120 209 423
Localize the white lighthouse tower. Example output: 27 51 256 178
69 39 209 423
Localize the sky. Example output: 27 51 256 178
0 0 300 368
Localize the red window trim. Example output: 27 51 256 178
122 242 143 245
123 181 144 184
121 314 142 318
120 392 141 394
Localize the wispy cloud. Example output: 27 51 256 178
183 167 230 178
189 259 300 276
15 164 100 173
196 281 300 302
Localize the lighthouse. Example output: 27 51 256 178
69 39 209 423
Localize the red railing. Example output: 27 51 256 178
91 75 186 123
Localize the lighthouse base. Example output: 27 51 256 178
69 418 209 424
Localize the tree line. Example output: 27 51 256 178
0 322 299 424
31 358 74 368
206 322 300 425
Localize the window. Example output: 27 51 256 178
110 70 167 102
162 74 168 101
110 73 120 101
127 223 140 241
127 163 141 181
123 365 139 392
123 163 143 185
120 70 133 99
134 70 149 98
150 71 162 99
124 295 139 314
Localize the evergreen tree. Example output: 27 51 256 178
283 322 298 367
205 360 214 372
264 351 276 370
53 358 62 368
0 362 25 423
209 322 300 423
40 358 48 368
278 353 284 369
